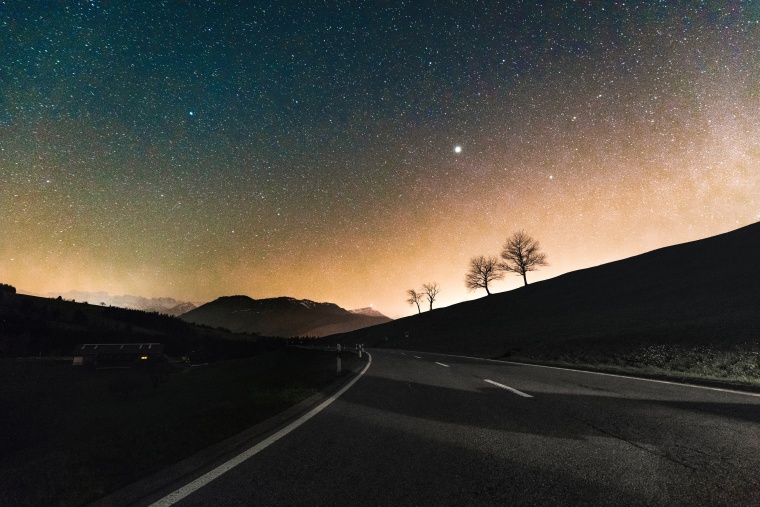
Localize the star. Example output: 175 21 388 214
2 1 755 319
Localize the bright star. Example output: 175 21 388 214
454 145 462 154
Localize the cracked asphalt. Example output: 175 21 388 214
140 349 760 506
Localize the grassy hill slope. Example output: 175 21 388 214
333 223 760 383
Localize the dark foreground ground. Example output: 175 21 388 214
0 348 359 507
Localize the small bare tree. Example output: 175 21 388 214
500 230 548 286
465 255 504 295
422 282 440 311
406 289 422 314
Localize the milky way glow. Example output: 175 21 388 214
1 2 758 318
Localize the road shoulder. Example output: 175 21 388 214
90 352 367 507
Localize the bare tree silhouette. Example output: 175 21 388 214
465 255 504 295
406 289 422 314
422 282 440 311
499 230 548 286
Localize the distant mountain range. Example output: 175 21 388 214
45 291 198 317
180 296 391 337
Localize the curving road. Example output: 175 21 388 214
140 349 760 506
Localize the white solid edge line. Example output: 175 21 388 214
435 362 450 367
387 349 760 398
414 356 422 359
484 379 533 398
148 353 373 507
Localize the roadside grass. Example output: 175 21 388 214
337 289 759 388
0 347 359 507
511 340 760 387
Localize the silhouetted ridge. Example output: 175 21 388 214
180 296 390 337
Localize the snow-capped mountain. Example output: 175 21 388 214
46 291 198 316
349 307 389 319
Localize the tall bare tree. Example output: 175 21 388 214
465 255 504 295
499 230 548 286
406 289 422 314
422 282 440 311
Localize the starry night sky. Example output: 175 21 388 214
2 1 759 317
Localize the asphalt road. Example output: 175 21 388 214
142 349 760 506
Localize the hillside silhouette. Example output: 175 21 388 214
0 293 281 359
333 222 760 367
